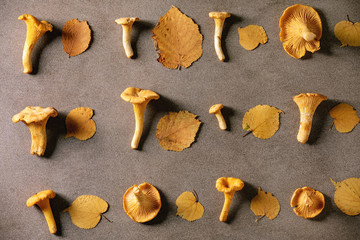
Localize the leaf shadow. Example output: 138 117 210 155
132 21 154 59
222 106 236 131
86 21 95 53
222 14 242 62
307 99 340 145
52 193 72 236
44 112 66 158
143 187 170 225
31 25 61 74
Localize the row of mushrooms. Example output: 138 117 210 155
28 179 325 234
19 4 322 73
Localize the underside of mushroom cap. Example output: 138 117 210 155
115 17 139 25
293 93 327 113
209 12 231 19
12 106 58 124
290 186 325 218
279 4 322 59
27 190 56 207
121 87 160 104
123 183 161 222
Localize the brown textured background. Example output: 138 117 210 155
1 0 359 239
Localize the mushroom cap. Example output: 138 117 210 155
18 14 53 33
115 17 140 25
121 87 160 104
293 93 327 113
209 12 231 19
279 4 322 59
216 177 244 193
12 106 58 124
123 183 161 222
290 186 325 219
27 190 56 207
209 104 224 114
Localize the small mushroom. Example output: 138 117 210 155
123 182 161 222
293 93 327 143
290 186 325 219
279 4 322 59
209 12 231 61
27 190 57 234
216 177 244 222
18 14 53 73
209 104 227 130
12 106 58 156
115 17 139 58
121 87 160 149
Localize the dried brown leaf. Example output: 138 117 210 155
156 111 201 151
62 19 91 57
152 6 203 69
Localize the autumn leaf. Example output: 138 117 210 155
156 111 201 151
330 178 360 216
334 17 360 47
64 195 111 229
250 187 280 221
65 107 96 140
329 103 360 133
62 19 91 56
176 191 204 221
242 105 283 139
152 6 203 69
238 25 268 50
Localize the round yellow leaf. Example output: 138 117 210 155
334 20 360 47
250 187 280 221
329 103 360 133
331 178 360 216
64 195 109 229
176 191 204 221
238 25 268 50
65 107 96 140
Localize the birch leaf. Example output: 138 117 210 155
152 6 203 69
242 105 283 139
65 107 96 140
156 111 201 151
334 19 360 47
62 19 91 56
250 187 280 221
176 191 204 221
330 178 360 216
64 195 109 229
329 103 360 133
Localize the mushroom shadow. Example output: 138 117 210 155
222 14 242 62
309 193 332 221
143 188 169 225
315 8 334 56
222 106 235 131
44 112 66 158
131 21 154 59
307 99 339 145
52 193 72 236
31 25 61 75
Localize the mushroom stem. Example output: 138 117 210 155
213 18 226 61
302 29 316 41
215 112 227 130
18 15 53 73
27 122 48 156
297 110 314 144
220 192 235 222
115 18 139 58
37 199 57 234
131 102 149 149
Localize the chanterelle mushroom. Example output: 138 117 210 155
27 190 57 234
290 186 325 219
209 12 231 61
12 106 58 156
293 93 327 143
279 4 322 59
216 177 244 222
121 87 160 149
115 17 139 58
123 182 161 222
209 104 227 130
18 14 53 73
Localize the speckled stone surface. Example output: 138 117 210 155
1 0 359 239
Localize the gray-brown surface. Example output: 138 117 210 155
1 0 359 239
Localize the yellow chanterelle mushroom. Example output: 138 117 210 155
115 17 139 58
209 104 227 130
290 186 325 219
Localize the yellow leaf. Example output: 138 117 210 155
156 111 201 151
62 19 91 56
152 6 203 69
330 178 360 216
334 20 360 47
65 107 96 140
238 25 268 50
242 105 283 139
64 195 109 229
250 187 280 221
329 103 360 133
176 191 204 221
